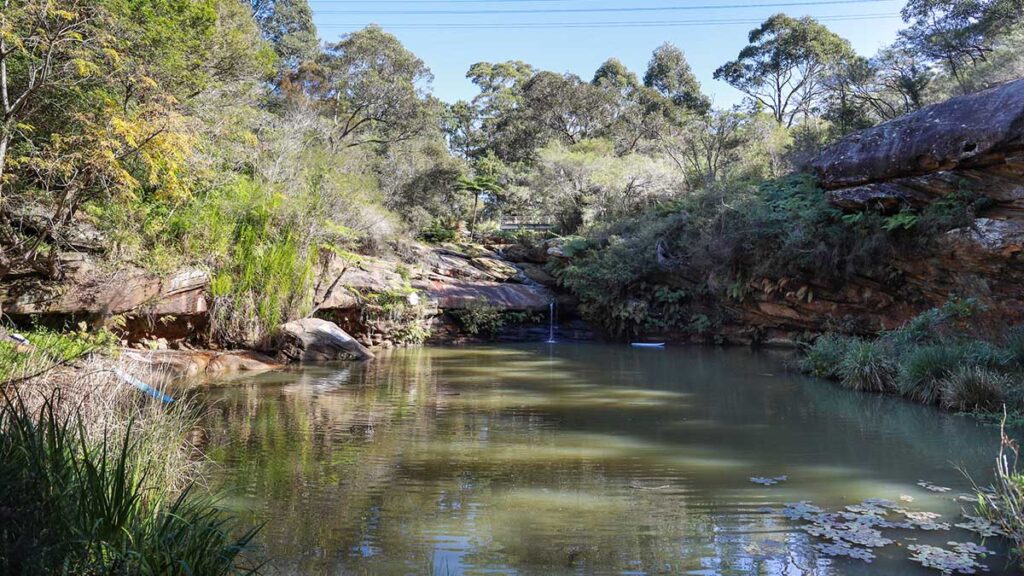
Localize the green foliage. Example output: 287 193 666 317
802 301 1024 415
0 392 259 575
801 334 853 379
0 327 118 383
450 301 509 337
196 178 315 347
897 344 963 403
419 220 459 243
837 339 896 392
939 366 1010 412
358 286 433 345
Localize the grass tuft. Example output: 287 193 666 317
837 339 896 393
0 389 261 575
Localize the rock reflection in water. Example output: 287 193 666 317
198 344 1020 575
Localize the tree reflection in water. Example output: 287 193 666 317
198 344 1017 576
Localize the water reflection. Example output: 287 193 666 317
199 344 1017 575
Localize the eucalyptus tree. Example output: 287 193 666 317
714 14 856 127
461 60 537 162
644 43 711 115
310 26 435 149
593 58 669 155
899 0 1023 87
249 0 319 69
521 72 616 146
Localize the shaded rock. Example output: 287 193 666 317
812 78 1024 190
497 243 549 264
275 318 375 363
518 262 557 287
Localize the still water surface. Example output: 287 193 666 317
200 344 1017 575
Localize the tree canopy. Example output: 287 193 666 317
714 14 856 126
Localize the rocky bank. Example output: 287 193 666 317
689 78 1024 345
1 238 563 373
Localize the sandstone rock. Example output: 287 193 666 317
275 318 375 363
518 262 557 287
469 256 520 282
122 349 281 382
1 261 208 318
497 243 549 264
412 278 553 311
812 78 1024 190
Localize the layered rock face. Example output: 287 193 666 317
0 241 555 350
713 79 1024 344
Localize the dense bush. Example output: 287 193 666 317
0 392 259 575
802 300 1024 415
450 301 509 337
551 175 902 336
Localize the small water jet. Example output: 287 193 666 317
546 301 557 344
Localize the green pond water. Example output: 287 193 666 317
198 344 1020 575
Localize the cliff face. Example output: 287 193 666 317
709 79 1024 344
0 242 555 349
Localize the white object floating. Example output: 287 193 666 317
631 342 665 348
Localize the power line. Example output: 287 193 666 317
315 12 898 29
313 0 898 14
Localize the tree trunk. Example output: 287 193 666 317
469 191 480 241
0 131 8 197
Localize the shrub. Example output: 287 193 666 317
897 344 964 404
0 392 260 575
837 339 896 392
1001 327 1024 369
801 333 852 379
419 220 459 243
939 366 1010 412
358 288 433 345
450 300 508 337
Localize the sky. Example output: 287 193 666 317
309 0 908 107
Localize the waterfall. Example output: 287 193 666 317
546 301 557 344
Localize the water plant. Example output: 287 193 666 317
939 367 1010 412
973 423 1024 561
837 339 895 392
772 497 996 572
0 391 261 575
800 333 851 378
801 301 1024 416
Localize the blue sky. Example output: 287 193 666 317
310 0 908 106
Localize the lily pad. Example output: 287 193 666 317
955 516 1005 538
907 543 990 574
919 481 954 493
750 475 788 486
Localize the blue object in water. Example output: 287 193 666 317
631 343 666 348
113 368 175 403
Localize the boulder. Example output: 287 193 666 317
275 318 375 363
812 78 1024 190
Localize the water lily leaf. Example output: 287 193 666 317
918 481 954 493
955 515 1005 538
907 543 990 574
